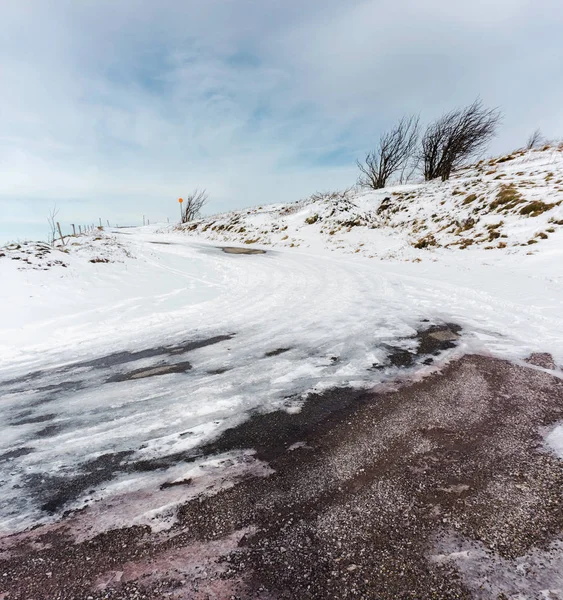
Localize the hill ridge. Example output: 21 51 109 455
174 145 563 260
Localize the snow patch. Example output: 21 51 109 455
545 425 563 459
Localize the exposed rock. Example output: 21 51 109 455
526 352 557 370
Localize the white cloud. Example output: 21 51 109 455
1 0 562 241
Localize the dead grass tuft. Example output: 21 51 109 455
414 234 438 249
519 201 559 217
490 184 525 211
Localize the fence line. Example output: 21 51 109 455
51 216 173 245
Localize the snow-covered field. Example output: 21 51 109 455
1 147 563 537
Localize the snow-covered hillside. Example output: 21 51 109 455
1 146 563 538
174 145 563 260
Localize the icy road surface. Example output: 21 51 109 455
1 230 562 534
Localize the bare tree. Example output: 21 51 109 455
526 128 544 150
182 188 209 223
357 115 419 189
47 205 59 245
421 100 502 181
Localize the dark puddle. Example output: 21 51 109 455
30 448 202 515
100 335 233 382
264 347 291 357
79 334 233 370
11 413 56 426
34 423 68 438
220 247 266 255
107 360 192 383
10 409 33 419
0 447 33 462
35 380 83 393
1 334 234 390
28 451 134 514
0 372 78 391
373 323 461 370
206 367 230 375
26 381 88 408
160 478 192 490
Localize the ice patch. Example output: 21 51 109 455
545 425 563 459
432 531 563 599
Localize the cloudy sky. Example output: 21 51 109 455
1 0 562 242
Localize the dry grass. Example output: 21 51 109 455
519 201 559 217
414 233 438 249
490 184 525 211
309 188 355 203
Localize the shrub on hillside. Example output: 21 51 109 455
526 129 544 150
181 189 209 223
357 116 419 189
420 100 502 182
490 184 524 211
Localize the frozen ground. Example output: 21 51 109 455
1 216 563 537
2 146 563 596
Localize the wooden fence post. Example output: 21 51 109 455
56 222 65 245
72 224 76 236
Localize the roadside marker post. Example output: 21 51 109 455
179 198 183 223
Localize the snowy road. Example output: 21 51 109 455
1 230 563 534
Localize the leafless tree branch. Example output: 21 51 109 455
526 128 544 150
421 100 502 181
182 189 209 223
47 205 59 245
357 115 420 189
